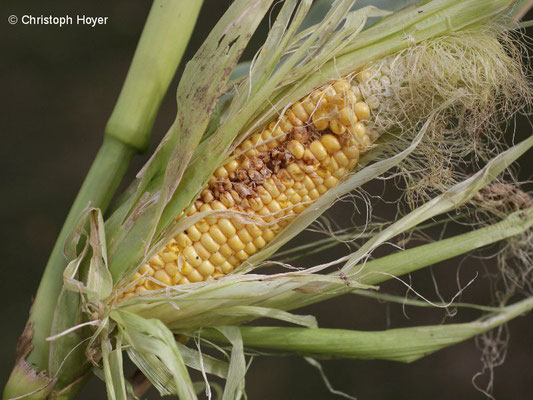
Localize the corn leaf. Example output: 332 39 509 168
341 135 533 273
111 310 197 399
216 327 246 400
101 337 127 400
176 342 229 379
199 296 533 362
107 0 275 284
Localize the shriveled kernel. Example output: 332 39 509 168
321 134 342 153
287 140 305 159
354 102 370 120
309 141 328 161
120 76 375 299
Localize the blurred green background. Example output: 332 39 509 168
1 1 532 399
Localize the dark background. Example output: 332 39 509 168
1 1 532 399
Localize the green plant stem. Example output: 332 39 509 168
4 1 204 398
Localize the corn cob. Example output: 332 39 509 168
119 76 374 299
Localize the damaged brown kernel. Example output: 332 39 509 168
118 77 374 299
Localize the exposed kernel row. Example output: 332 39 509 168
118 76 374 300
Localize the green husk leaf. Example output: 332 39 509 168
111 310 197 399
49 207 112 386
216 327 246 400
101 337 127 400
107 0 276 284
351 290 502 313
341 135 533 273
2 359 55 400
199 296 533 362
176 342 229 379
208 306 318 328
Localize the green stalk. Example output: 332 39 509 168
4 1 203 399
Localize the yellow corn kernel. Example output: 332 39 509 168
354 102 370 120
309 140 328 161
200 233 220 253
154 270 172 286
198 260 215 277
120 77 375 299
165 263 179 277
321 134 341 154
287 140 305 159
